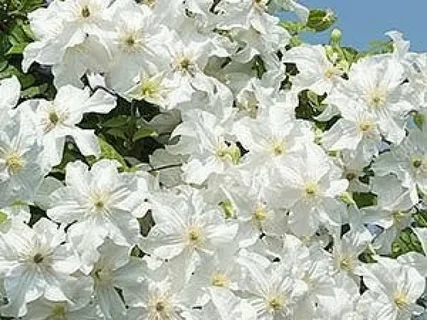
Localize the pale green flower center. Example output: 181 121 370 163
392 210 407 225
393 291 409 310
5 151 24 174
120 31 144 54
339 254 355 271
304 182 318 197
50 303 67 320
186 225 204 248
324 66 341 79
175 56 196 75
90 192 109 214
367 87 387 108
92 263 114 286
215 142 241 165
148 295 173 318
270 138 286 156
359 119 374 132
141 80 160 98
266 295 285 313
142 0 156 7
253 204 268 222
211 272 229 287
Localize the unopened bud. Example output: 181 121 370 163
331 28 342 44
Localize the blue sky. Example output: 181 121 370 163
289 0 426 52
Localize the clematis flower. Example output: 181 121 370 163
0 111 46 206
47 160 141 272
20 85 116 167
0 219 81 317
274 145 348 236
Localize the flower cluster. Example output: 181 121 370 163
0 0 427 319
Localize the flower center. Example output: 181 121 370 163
267 295 284 313
33 253 44 264
269 138 286 156
367 87 387 109
156 301 165 312
142 0 156 7
253 0 267 11
338 255 355 271
141 80 159 98
149 295 172 318
392 210 407 226
304 182 318 197
345 172 357 181
5 152 24 174
120 31 144 54
43 105 68 133
175 56 196 75
49 110 60 125
215 142 241 165
211 272 229 287
393 291 409 310
92 263 114 286
81 5 91 18
359 119 374 132
51 303 67 320
412 158 423 169
324 66 341 79
186 226 204 248
90 192 109 214
253 204 268 222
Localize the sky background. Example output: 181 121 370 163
291 0 426 52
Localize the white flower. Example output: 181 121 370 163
89 239 144 320
0 219 81 317
284 45 343 95
373 129 427 197
362 175 417 254
322 94 381 162
360 257 425 320
47 160 141 272
23 278 95 320
275 145 348 236
142 188 238 275
340 56 414 144
0 76 21 111
0 111 46 206
238 252 308 320
169 110 238 185
21 85 116 167
105 1 171 93
126 265 196 320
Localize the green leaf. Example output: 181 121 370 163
341 47 359 64
306 9 336 32
414 211 427 227
391 228 423 258
98 137 128 169
279 21 307 34
106 128 127 140
414 113 424 131
132 127 157 142
352 192 377 208
6 43 28 55
102 115 131 128
20 83 48 98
